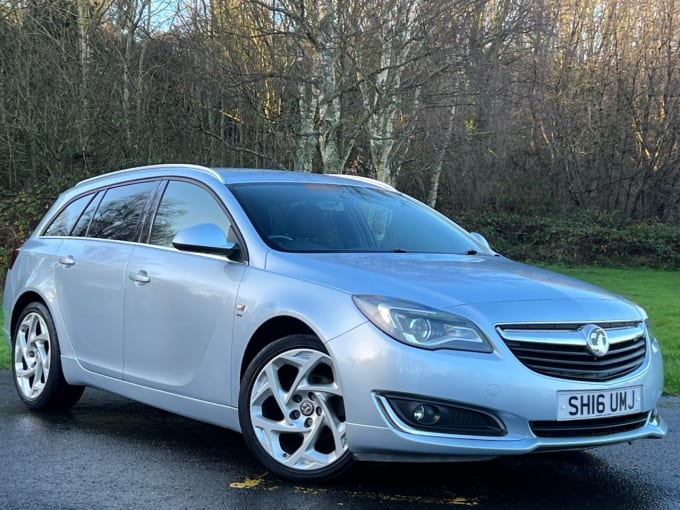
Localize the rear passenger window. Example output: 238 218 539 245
87 181 157 242
149 180 231 247
43 194 93 236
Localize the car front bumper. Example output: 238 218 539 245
327 322 667 462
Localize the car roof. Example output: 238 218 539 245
75 164 395 191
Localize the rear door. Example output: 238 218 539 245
54 180 158 378
122 179 246 403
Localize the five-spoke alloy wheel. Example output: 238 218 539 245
12 302 84 411
239 335 352 481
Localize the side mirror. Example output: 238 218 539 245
172 223 240 258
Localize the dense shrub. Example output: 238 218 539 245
454 209 680 269
1 188 679 279
0 181 62 278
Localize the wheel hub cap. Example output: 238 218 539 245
300 400 315 416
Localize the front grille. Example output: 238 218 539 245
531 412 649 438
496 322 647 382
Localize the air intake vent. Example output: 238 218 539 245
531 412 649 438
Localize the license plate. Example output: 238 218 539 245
557 386 642 421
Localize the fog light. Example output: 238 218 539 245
413 404 440 425
384 394 507 436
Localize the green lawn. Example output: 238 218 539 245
0 267 678 393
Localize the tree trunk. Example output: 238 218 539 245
428 99 457 208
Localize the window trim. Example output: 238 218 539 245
38 176 248 262
41 178 161 242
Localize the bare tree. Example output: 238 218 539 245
2 0 680 222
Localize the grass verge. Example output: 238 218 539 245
0 308 9 368
0 267 677 393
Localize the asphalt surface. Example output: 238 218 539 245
1 369 678 510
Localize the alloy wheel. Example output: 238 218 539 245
14 312 51 400
248 347 348 471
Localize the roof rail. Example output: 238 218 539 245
334 174 396 191
76 164 223 187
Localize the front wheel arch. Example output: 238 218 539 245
239 317 316 381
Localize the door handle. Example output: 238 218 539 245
58 255 75 267
129 270 151 285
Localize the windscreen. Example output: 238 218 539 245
229 182 484 254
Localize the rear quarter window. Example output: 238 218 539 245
43 194 94 237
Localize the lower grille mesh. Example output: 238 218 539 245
531 412 649 438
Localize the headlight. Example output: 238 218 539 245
352 295 493 353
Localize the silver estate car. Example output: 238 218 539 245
3 164 666 481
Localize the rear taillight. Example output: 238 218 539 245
7 246 20 270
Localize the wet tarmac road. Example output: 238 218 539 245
1 369 678 510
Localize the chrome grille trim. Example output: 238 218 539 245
498 323 644 345
496 322 647 382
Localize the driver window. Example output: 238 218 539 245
149 181 232 247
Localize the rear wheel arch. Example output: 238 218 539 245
11 291 48 338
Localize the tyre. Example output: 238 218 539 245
12 302 84 411
239 335 353 481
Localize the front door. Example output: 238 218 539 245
122 180 245 403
